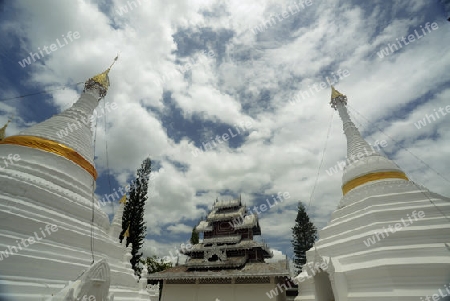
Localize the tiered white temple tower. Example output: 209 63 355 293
295 87 450 301
149 198 291 301
0 63 151 300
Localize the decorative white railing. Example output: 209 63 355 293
203 235 241 245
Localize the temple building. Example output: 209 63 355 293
0 61 153 300
148 198 291 301
294 87 450 301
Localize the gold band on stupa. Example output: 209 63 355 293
342 171 408 195
0 135 98 179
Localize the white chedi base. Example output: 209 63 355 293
295 179 450 301
161 282 282 301
146 284 160 299
0 144 148 300
46 259 113 301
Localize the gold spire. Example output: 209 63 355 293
0 120 10 141
328 86 409 195
124 225 130 237
330 86 347 110
90 56 118 89
119 195 127 204
84 55 119 99
331 86 345 100
0 116 13 141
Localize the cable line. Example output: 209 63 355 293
0 82 85 103
90 102 99 265
103 99 115 214
307 111 334 212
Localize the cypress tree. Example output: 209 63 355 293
190 226 199 245
291 202 318 274
120 158 151 275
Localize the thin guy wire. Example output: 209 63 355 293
103 99 114 214
307 111 334 212
90 104 99 265
0 82 85 103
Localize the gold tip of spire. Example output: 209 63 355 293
84 55 119 99
90 55 118 89
124 225 130 237
0 122 9 141
0 117 12 141
331 86 345 99
119 195 127 204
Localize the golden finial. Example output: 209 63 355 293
331 86 345 99
124 225 130 237
84 54 119 99
90 55 118 89
330 86 347 110
119 195 127 204
0 115 13 141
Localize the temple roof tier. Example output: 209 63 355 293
206 206 246 221
203 235 241 245
195 220 213 232
185 255 248 269
213 198 241 209
147 260 289 281
231 214 259 229
182 240 273 257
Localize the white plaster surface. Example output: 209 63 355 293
0 91 148 300
162 283 283 301
295 100 450 301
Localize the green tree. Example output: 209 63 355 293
190 226 199 245
142 255 172 301
142 255 173 274
291 202 318 274
120 158 152 275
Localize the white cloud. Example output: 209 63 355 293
3 0 449 256
167 224 193 234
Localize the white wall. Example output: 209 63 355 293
162 282 285 301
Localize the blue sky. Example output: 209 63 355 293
0 0 449 262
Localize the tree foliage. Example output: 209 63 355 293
142 255 171 301
190 226 199 245
120 158 152 275
291 202 318 274
142 255 173 274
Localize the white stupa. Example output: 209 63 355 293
0 60 152 300
294 87 450 301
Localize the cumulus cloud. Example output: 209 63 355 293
1 0 449 258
